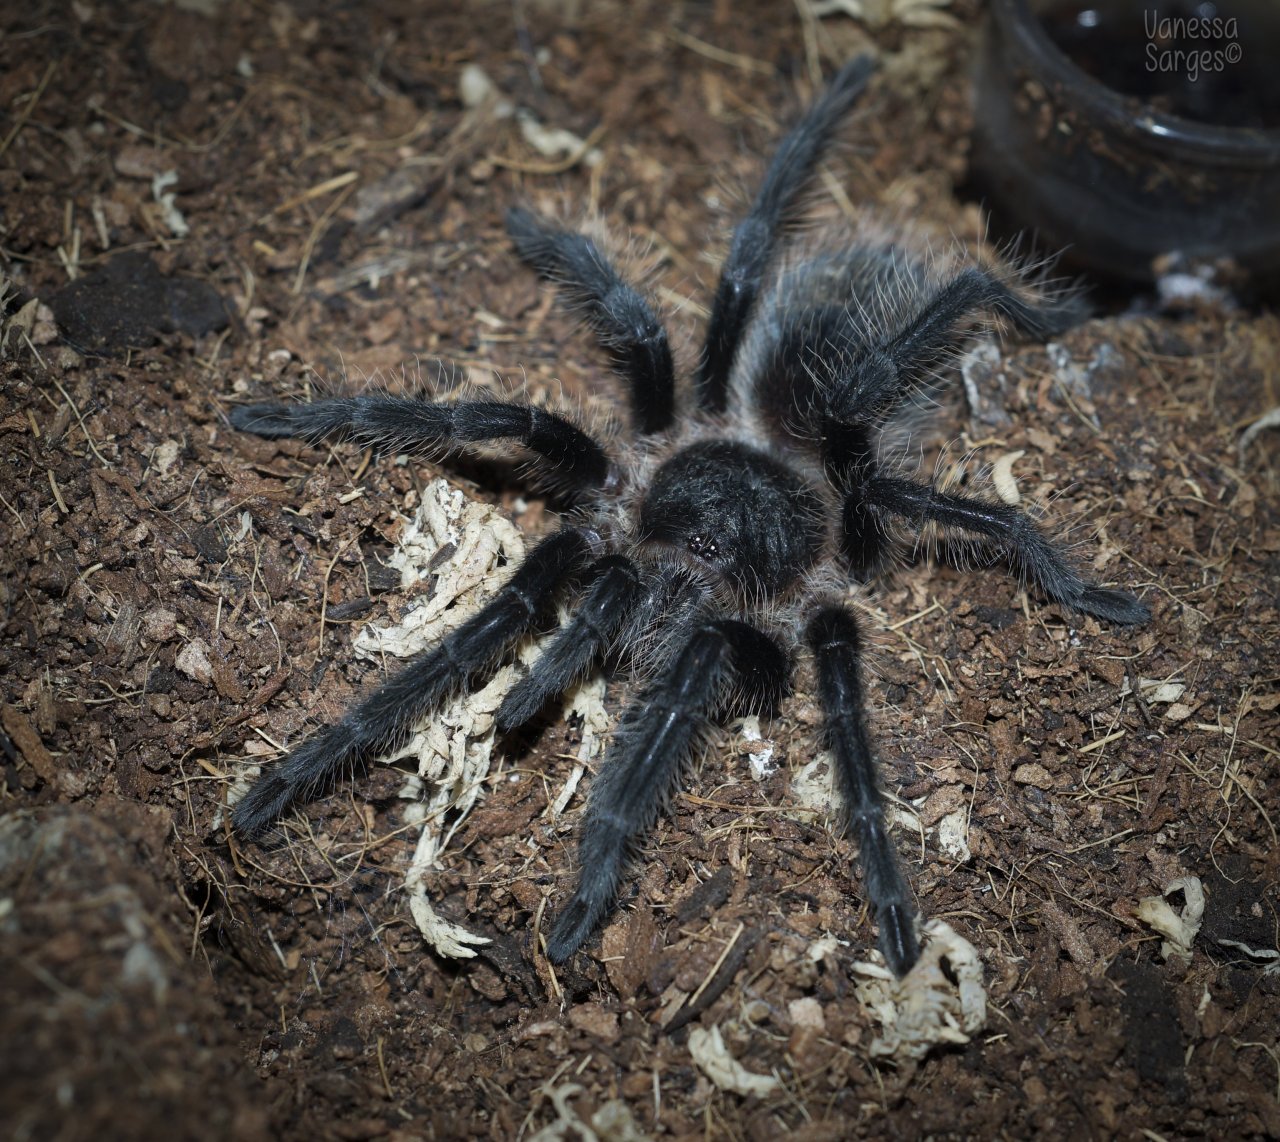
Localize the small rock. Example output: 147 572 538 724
142 607 178 642
175 638 213 684
1012 762 1055 789
567 1002 621 1044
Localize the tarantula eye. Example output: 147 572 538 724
687 534 720 559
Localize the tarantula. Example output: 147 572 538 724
230 56 1148 977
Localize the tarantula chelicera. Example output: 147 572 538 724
230 57 1148 977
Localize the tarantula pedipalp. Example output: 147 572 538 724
229 56 1148 977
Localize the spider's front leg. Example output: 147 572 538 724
807 606 920 977
546 619 788 962
496 554 645 732
232 528 593 838
230 395 611 493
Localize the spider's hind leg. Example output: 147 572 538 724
826 265 1087 427
697 55 875 413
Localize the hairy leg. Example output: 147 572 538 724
865 475 1149 624
546 618 788 961
496 555 644 732
507 208 675 434
807 605 919 976
825 267 1085 427
232 528 593 837
230 396 612 493
696 55 875 413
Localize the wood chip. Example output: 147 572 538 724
2 704 57 782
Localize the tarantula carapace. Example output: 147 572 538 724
230 56 1148 977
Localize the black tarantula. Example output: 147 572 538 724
230 57 1148 977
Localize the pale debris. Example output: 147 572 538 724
958 340 1010 428
855 920 987 1060
1239 407 1280 457
738 714 777 780
0 276 36 359
152 439 182 479
788 751 835 820
804 0 958 30
354 478 526 959
990 449 1025 505
546 673 611 821
1132 678 1186 705
936 807 971 862
151 170 190 238
1216 939 1280 975
806 934 843 962
395 665 514 959
1124 676 1192 723
688 1025 782 1097
790 750 922 836
1046 341 1123 412
527 1084 649 1142
218 764 263 832
518 109 604 167
351 479 611 957
353 478 525 655
788 996 826 1031
459 61 602 167
1136 876 1204 962
1154 257 1235 310
458 62 514 119
174 638 214 685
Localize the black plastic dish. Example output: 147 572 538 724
970 0 1280 283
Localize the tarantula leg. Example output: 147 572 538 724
230 396 611 491
829 267 1086 425
865 475 1150 624
841 491 894 578
231 528 593 838
496 554 644 732
546 619 788 962
696 55 875 414
506 208 675 435
806 606 920 977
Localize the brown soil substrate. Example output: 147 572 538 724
2 2 1277 1139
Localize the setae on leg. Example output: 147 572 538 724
807 605 920 977
696 55 875 413
826 266 1086 427
496 555 644 733
506 208 675 435
230 396 612 492
864 476 1150 624
546 619 787 961
232 528 593 838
